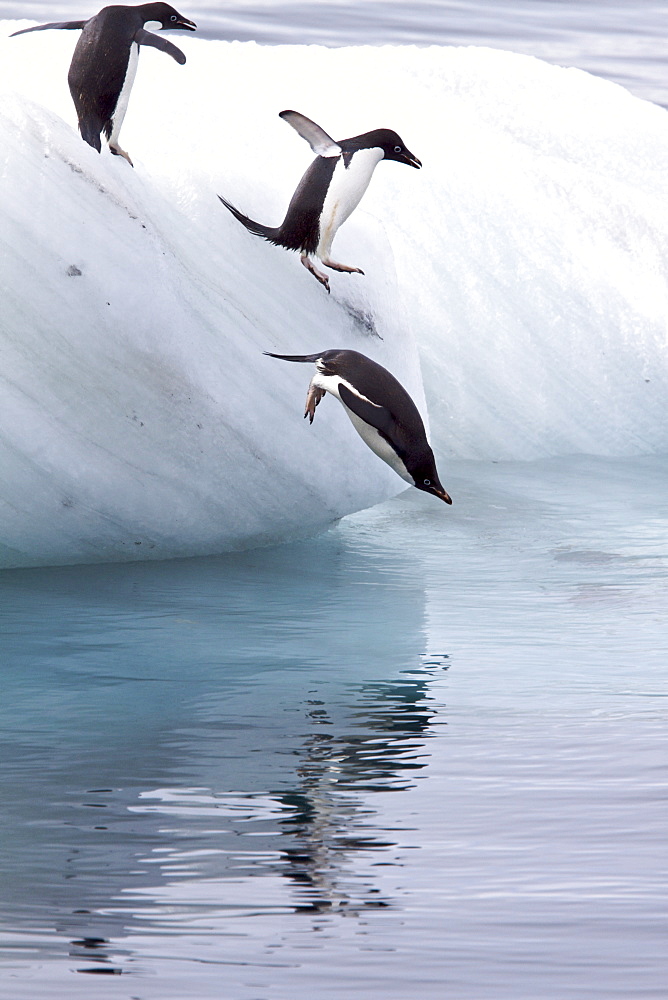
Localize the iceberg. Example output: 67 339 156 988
1 27 667 568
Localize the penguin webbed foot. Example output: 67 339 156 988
109 143 134 167
304 383 326 423
301 254 330 293
322 257 365 276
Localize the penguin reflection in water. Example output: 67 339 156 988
219 110 422 292
266 350 452 504
11 3 196 165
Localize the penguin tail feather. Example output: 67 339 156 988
78 117 102 152
218 195 280 245
263 352 323 363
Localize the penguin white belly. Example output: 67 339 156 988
317 148 384 258
343 408 413 482
313 371 413 483
109 41 139 145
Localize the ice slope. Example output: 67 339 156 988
1 28 668 567
0 29 424 568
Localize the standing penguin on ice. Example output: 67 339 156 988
265 349 452 504
11 3 196 165
219 110 422 292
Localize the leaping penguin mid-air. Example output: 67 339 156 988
11 3 196 165
265 349 452 504
219 110 422 292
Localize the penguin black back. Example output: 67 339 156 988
265 349 452 504
272 157 338 253
12 4 196 160
219 157 338 254
314 349 427 435
69 7 143 149
69 4 196 150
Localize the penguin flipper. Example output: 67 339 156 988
134 28 186 65
11 20 86 36
279 111 342 158
338 383 396 439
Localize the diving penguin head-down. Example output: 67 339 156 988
11 3 197 166
265 349 452 504
219 110 422 292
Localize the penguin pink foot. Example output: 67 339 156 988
304 383 326 423
109 143 134 166
322 258 365 275
300 255 330 292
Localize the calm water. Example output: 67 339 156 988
1 457 667 998
2 2 668 997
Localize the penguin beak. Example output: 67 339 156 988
403 151 422 169
434 488 453 505
170 17 197 30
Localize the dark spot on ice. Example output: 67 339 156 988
340 301 382 339
134 541 142 545
71 937 107 949
67 265 82 276
554 548 616 564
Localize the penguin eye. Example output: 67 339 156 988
394 145 402 153
170 13 178 20
423 478 431 486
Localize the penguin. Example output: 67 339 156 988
265 349 452 504
219 110 421 292
11 3 196 165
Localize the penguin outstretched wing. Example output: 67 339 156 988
11 20 86 36
134 28 187 64
279 110 341 158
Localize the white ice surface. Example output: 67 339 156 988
1 29 667 566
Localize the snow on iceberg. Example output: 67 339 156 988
1 28 667 568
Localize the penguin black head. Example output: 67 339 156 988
410 459 452 504
139 2 197 30
344 129 421 169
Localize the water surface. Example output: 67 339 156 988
2 456 667 998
